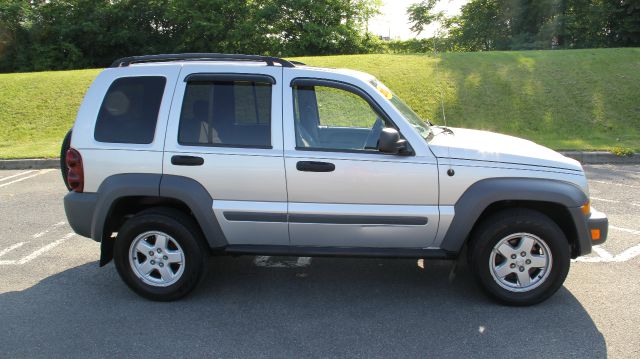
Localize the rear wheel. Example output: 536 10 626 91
469 208 570 306
113 208 208 301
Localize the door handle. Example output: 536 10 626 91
171 155 204 166
296 161 335 172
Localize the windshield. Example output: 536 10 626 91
370 79 432 139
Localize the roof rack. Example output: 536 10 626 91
110 53 296 68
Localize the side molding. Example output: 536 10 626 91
439 177 588 253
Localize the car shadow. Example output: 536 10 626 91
0 256 606 358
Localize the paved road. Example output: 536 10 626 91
0 165 638 358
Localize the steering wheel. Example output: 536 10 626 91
364 117 385 150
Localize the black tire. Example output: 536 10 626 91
469 208 570 306
60 129 72 191
113 207 208 301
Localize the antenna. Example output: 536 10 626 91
432 30 447 127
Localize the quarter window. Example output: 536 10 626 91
178 80 272 148
94 76 166 144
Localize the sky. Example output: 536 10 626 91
368 0 468 40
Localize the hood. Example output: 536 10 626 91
427 127 582 172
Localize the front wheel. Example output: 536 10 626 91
469 209 570 306
113 208 208 301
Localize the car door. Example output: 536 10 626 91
282 69 440 248
164 64 288 246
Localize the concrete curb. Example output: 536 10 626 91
0 152 638 170
0 159 59 170
560 151 640 165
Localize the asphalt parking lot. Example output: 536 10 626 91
0 165 638 358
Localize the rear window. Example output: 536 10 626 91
94 76 166 144
178 80 272 148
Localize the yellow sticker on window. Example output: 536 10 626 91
376 83 393 100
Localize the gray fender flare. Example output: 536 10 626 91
440 177 588 253
92 173 227 248
92 174 161 241
159 175 227 248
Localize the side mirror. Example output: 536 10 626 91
378 128 408 154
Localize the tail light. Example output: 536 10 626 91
66 148 84 193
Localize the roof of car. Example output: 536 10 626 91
111 53 376 83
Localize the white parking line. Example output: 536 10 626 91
590 197 619 203
32 221 66 239
591 197 640 207
16 233 75 265
573 244 640 263
0 242 25 258
0 169 55 189
610 225 640 236
0 233 75 266
592 246 614 260
590 180 640 189
0 170 36 182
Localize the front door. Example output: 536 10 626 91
282 71 440 248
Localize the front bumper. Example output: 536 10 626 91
570 205 608 257
587 207 608 246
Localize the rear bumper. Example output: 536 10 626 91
64 191 98 241
587 208 608 246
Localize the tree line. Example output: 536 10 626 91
408 0 640 51
0 0 380 72
0 0 638 73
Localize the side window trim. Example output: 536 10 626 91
94 75 167 145
177 76 274 149
290 77 414 156
185 73 276 84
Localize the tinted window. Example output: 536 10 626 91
94 76 166 144
293 85 388 151
178 80 271 148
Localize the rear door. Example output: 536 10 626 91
282 69 440 248
163 64 288 246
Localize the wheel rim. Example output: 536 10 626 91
489 232 552 292
129 231 186 287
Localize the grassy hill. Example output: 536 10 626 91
0 48 638 158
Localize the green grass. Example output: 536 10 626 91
0 69 99 158
1 48 638 158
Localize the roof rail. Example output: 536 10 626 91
110 53 296 68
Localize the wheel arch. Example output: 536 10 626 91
92 174 227 265
439 177 589 258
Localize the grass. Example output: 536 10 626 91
0 48 638 158
0 69 99 158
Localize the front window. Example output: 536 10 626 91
292 83 392 151
370 80 432 139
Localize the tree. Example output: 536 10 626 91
407 0 443 35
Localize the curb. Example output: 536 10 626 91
559 151 640 165
0 159 59 170
0 152 638 170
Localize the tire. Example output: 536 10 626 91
60 129 72 191
469 208 570 306
113 207 208 301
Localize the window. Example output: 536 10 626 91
293 84 389 151
178 80 272 148
94 76 166 144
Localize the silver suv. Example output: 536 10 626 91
62 53 608 305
